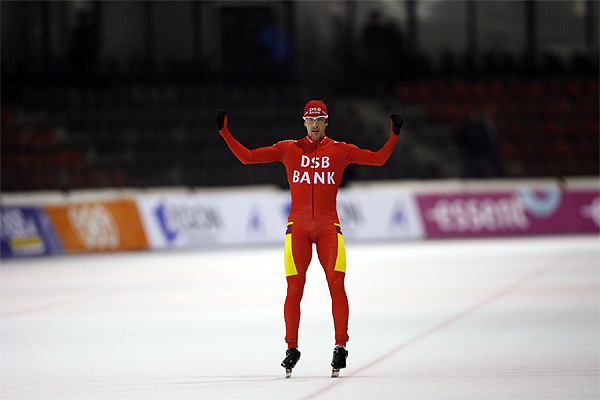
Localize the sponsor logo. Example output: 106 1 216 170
517 187 561 217
68 204 120 250
0 208 44 254
390 201 406 226
155 203 222 244
301 155 330 168
388 199 412 233
426 195 529 232
581 196 600 227
387 198 423 238
292 155 335 184
292 170 335 184
246 207 266 239
337 201 363 226
282 202 291 220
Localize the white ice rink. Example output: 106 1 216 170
1 235 599 399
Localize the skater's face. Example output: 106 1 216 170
304 117 328 140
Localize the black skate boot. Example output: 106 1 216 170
281 348 301 378
331 345 348 377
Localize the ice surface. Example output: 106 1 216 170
2 236 598 399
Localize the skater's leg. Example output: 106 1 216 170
327 271 349 346
316 223 349 346
284 274 306 348
284 222 312 348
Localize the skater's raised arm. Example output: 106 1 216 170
346 114 403 166
215 110 281 164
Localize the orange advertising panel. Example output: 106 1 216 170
44 199 148 253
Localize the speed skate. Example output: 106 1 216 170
280 346 348 378
281 348 301 378
331 346 348 378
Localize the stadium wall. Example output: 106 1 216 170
1 178 598 259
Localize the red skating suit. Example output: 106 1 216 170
219 117 398 348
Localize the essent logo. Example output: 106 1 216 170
426 195 529 232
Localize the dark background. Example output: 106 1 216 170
2 1 598 192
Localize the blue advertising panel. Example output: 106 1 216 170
1 206 63 258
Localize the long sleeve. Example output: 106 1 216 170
346 132 399 166
219 126 282 164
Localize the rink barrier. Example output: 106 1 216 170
1 179 598 258
44 199 148 253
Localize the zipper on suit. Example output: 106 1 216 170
312 140 317 220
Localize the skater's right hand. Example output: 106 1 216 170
215 110 228 131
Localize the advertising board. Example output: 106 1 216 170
1 206 63 258
416 186 600 238
44 199 148 253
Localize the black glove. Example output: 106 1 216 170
215 110 227 130
391 114 403 135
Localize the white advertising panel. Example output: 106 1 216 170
337 186 425 241
136 185 424 250
136 190 290 249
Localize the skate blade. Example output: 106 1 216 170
331 368 340 378
285 368 292 378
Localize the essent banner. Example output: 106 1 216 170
416 187 599 238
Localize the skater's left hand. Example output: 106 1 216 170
391 114 403 135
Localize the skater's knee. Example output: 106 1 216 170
286 275 306 297
326 273 346 294
286 281 305 300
